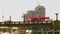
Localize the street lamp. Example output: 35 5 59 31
55 13 58 21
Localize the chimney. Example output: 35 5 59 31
55 13 58 20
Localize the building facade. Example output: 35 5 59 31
22 5 45 22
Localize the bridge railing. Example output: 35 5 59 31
0 21 52 25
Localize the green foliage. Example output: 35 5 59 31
54 21 60 30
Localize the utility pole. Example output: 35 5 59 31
24 14 25 23
9 16 11 24
9 16 11 21
2 1 4 22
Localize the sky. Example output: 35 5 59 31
0 0 60 21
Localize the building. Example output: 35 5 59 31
22 5 45 22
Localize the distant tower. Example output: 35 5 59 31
55 13 58 20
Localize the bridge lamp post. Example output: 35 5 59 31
55 13 58 21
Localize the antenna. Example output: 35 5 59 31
37 0 40 5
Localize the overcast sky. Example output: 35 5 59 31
0 0 60 21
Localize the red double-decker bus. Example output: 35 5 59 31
28 17 49 23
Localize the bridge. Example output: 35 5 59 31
0 21 53 31
0 20 60 31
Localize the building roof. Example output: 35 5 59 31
35 5 45 10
